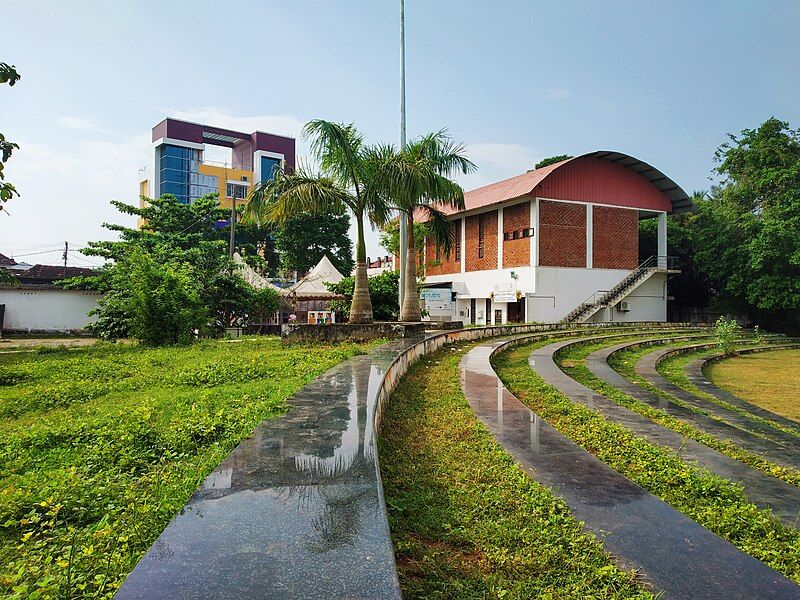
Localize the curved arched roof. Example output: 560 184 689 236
456 150 692 215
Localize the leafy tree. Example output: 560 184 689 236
73 194 264 341
533 154 573 170
376 131 474 321
236 221 280 276
275 208 354 276
249 286 281 333
1 62 21 206
245 120 390 323
326 270 399 321
379 215 428 257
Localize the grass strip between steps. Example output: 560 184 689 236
557 337 800 487
493 340 800 584
656 348 800 439
379 340 651 599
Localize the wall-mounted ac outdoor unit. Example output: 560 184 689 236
618 300 631 312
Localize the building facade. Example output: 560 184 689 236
138 118 296 217
422 151 691 325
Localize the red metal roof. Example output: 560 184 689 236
425 151 691 220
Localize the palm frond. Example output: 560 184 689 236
423 205 457 256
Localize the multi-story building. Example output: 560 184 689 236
422 151 692 325
138 118 296 215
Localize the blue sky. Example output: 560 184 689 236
2 0 798 267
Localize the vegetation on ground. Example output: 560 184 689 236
713 316 742 356
558 335 800 486
493 339 800 583
0 337 373 598
707 349 800 423
327 269 400 321
379 341 650 598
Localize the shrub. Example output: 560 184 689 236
714 316 742 356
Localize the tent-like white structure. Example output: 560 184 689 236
233 253 286 294
288 255 344 298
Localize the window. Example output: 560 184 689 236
522 228 530 238
455 221 461 261
478 215 485 258
260 156 282 183
226 183 248 199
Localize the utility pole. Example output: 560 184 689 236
62 241 68 273
398 0 408 314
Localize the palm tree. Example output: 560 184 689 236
378 131 475 322
243 120 388 323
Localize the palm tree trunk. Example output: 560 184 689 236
349 213 374 323
399 212 422 322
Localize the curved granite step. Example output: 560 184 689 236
686 350 800 434
585 337 800 470
529 335 800 526
636 343 800 452
463 335 799 599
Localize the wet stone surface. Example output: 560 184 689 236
587 337 800 470
116 339 421 599
464 335 800 599
535 335 800 527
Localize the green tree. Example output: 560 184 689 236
276 208 354 276
379 218 427 257
249 286 282 333
244 120 390 323
326 270 399 321
533 154 573 170
377 131 474 321
0 62 21 205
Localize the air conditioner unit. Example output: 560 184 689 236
618 300 631 312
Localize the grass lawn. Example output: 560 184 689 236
493 339 800 584
0 337 375 598
708 349 800 422
379 341 650 599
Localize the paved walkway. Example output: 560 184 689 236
530 334 800 526
636 343 800 452
685 351 800 434
462 336 799 599
117 339 419 599
587 338 800 470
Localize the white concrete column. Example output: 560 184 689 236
586 204 593 268
531 198 539 266
460 217 466 273
657 211 668 269
497 206 504 270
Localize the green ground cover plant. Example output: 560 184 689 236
493 340 800 583
0 337 374 598
657 347 800 438
379 340 650 599
558 336 800 486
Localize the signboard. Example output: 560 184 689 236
420 288 451 302
493 289 519 303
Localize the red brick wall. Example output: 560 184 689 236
424 218 461 276
465 211 498 272
592 206 638 269
502 201 530 268
538 200 586 268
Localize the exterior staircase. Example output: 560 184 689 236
561 256 676 323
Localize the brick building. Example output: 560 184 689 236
422 151 691 324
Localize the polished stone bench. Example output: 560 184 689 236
463 332 799 599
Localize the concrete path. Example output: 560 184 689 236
530 335 800 526
685 351 800 434
636 344 800 451
462 336 799 599
586 338 800 470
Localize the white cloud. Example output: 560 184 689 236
456 142 542 191
57 116 110 134
546 88 571 101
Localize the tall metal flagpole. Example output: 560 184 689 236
398 0 408 316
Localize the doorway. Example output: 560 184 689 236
507 299 525 323
470 299 476 325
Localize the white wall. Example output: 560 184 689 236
587 273 667 323
526 266 630 322
0 289 100 332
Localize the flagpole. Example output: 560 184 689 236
398 0 408 317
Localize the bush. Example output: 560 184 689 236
714 316 742 356
327 270 399 321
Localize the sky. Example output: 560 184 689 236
2 0 799 268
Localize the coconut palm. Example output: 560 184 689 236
377 131 475 322
243 120 389 323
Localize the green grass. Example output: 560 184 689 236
657 348 800 438
557 336 800 486
493 340 800 584
0 337 376 598
379 340 650 599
